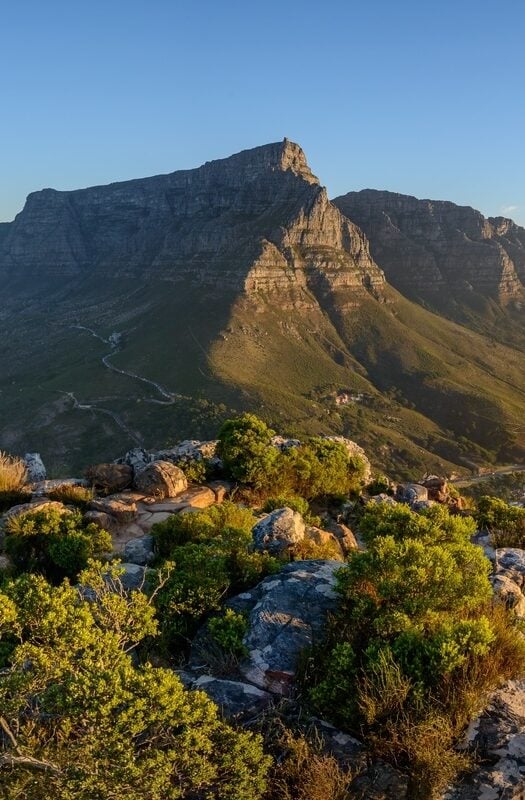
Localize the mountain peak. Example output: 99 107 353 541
201 138 319 185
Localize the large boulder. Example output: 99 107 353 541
23 452 46 483
444 680 525 800
395 483 429 505
252 507 306 555
85 463 132 493
229 560 342 695
134 461 188 499
2 499 69 523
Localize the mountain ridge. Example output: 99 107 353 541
1 140 525 477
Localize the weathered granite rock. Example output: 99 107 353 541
323 520 359 553
252 507 306 555
31 478 87 497
118 563 147 591
23 452 46 483
123 535 154 566
396 483 429 505
2 499 69 522
83 509 119 533
230 560 342 695
88 495 138 524
491 548 525 617
134 461 188 499
85 463 132 492
444 680 525 800
304 526 344 558
189 674 274 721
116 448 153 474
154 440 218 464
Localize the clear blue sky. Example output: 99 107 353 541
2 0 524 224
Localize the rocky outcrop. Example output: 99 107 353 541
491 548 525 617
85 463 133 493
445 680 525 800
23 453 46 483
228 560 342 695
333 189 525 307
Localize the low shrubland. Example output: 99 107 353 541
150 502 279 649
4 507 112 581
306 502 525 797
217 413 366 501
0 561 270 800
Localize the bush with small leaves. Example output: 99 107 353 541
5 507 111 581
217 413 278 487
0 562 271 800
208 608 248 659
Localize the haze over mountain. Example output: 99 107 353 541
2 139 525 477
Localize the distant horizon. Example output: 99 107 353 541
2 0 524 225
2 136 524 228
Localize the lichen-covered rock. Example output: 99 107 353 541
444 679 525 800
85 463 132 492
229 560 342 695
115 447 153 475
188 675 274 721
155 440 218 463
134 461 188 499
396 483 429 505
117 563 147 591
252 507 306 555
123 535 154 566
323 520 359 554
491 548 525 618
304 526 344 559
23 452 46 483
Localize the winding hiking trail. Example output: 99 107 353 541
60 325 187 445
72 324 181 405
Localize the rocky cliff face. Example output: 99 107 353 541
0 139 384 298
333 189 525 305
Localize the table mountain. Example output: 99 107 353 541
2 141 525 476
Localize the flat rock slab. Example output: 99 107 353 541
189 674 274 721
230 559 342 695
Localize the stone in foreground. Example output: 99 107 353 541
134 460 188 499
252 507 306 555
230 559 342 695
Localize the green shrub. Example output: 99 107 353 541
152 529 278 648
0 563 271 800
262 494 310 517
4 507 111 581
218 413 278 487
152 501 256 558
477 495 525 548
366 474 391 495
174 458 208 484
275 438 365 500
208 608 248 659
305 500 514 795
